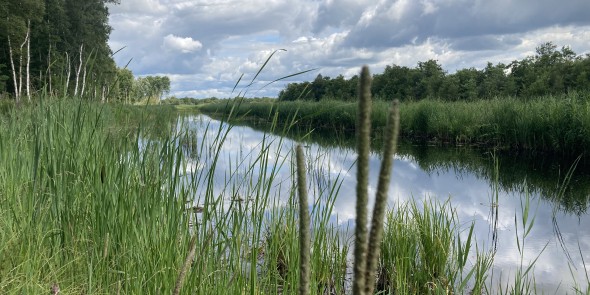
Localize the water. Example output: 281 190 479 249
178 113 590 293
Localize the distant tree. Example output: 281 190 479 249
327 74 349 100
311 74 327 101
452 68 480 100
480 62 513 98
416 60 445 99
134 75 170 102
112 68 134 102
373 65 413 100
278 81 312 101
0 0 45 101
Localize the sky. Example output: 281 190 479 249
107 0 590 99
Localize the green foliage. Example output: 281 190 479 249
1 95 589 293
0 97 351 294
278 42 590 102
133 75 171 102
111 67 134 102
161 96 219 105
0 0 118 99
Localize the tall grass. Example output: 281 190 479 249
378 199 493 294
0 97 349 294
200 92 590 155
0 98 192 293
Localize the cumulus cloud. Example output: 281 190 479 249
107 0 590 98
342 0 590 49
163 34 203 53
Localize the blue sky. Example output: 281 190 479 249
107 0 590 98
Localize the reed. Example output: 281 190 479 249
352 66 373 295
296 145 310 295
200 92 590 156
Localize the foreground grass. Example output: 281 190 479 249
200 92 590 156
0 98 352 294
0 100 188 293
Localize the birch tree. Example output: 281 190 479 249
0 0 120 99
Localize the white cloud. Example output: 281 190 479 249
163 34 203 53
110 0 167 15
108 0 590 98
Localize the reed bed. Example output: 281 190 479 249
200 92 590 155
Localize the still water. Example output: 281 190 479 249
179 114 590 293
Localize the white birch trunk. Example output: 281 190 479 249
26 20 31 100
80 66 87 97
74 44 83 96
18 33 27 99
65 52 70 96
7 36 20 101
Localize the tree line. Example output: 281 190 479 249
278 42 590 102
0 0 171 103
115 69 171 103
0 0 123 101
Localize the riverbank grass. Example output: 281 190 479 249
200 92 590 155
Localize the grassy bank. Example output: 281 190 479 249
0 99 191 293
200 92 590 156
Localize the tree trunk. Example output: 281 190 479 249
18 32 28 99
74 44 83 96
26 20 31 100
7 36 20 101
48 44 52 95
102 85 106 103
81 65 87 97
65 52 71 96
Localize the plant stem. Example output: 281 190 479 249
365 100 400 294
296 144 311 295
353 65 372 295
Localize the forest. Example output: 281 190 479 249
0 0 169 103
278 42 590 102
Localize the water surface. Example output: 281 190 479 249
179 114 590 292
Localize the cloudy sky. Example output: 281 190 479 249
108 0 590 99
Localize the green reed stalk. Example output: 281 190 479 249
364 99 400 295
353 65 372 295
173 235 198 295
296 145 310 295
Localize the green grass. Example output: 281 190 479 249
0 99 190 293
0 97 350 294
200 92 590 156
1 95 588 294
378 199 483 294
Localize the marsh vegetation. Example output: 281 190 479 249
2 84 590 294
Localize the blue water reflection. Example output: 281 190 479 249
181 114 590 292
